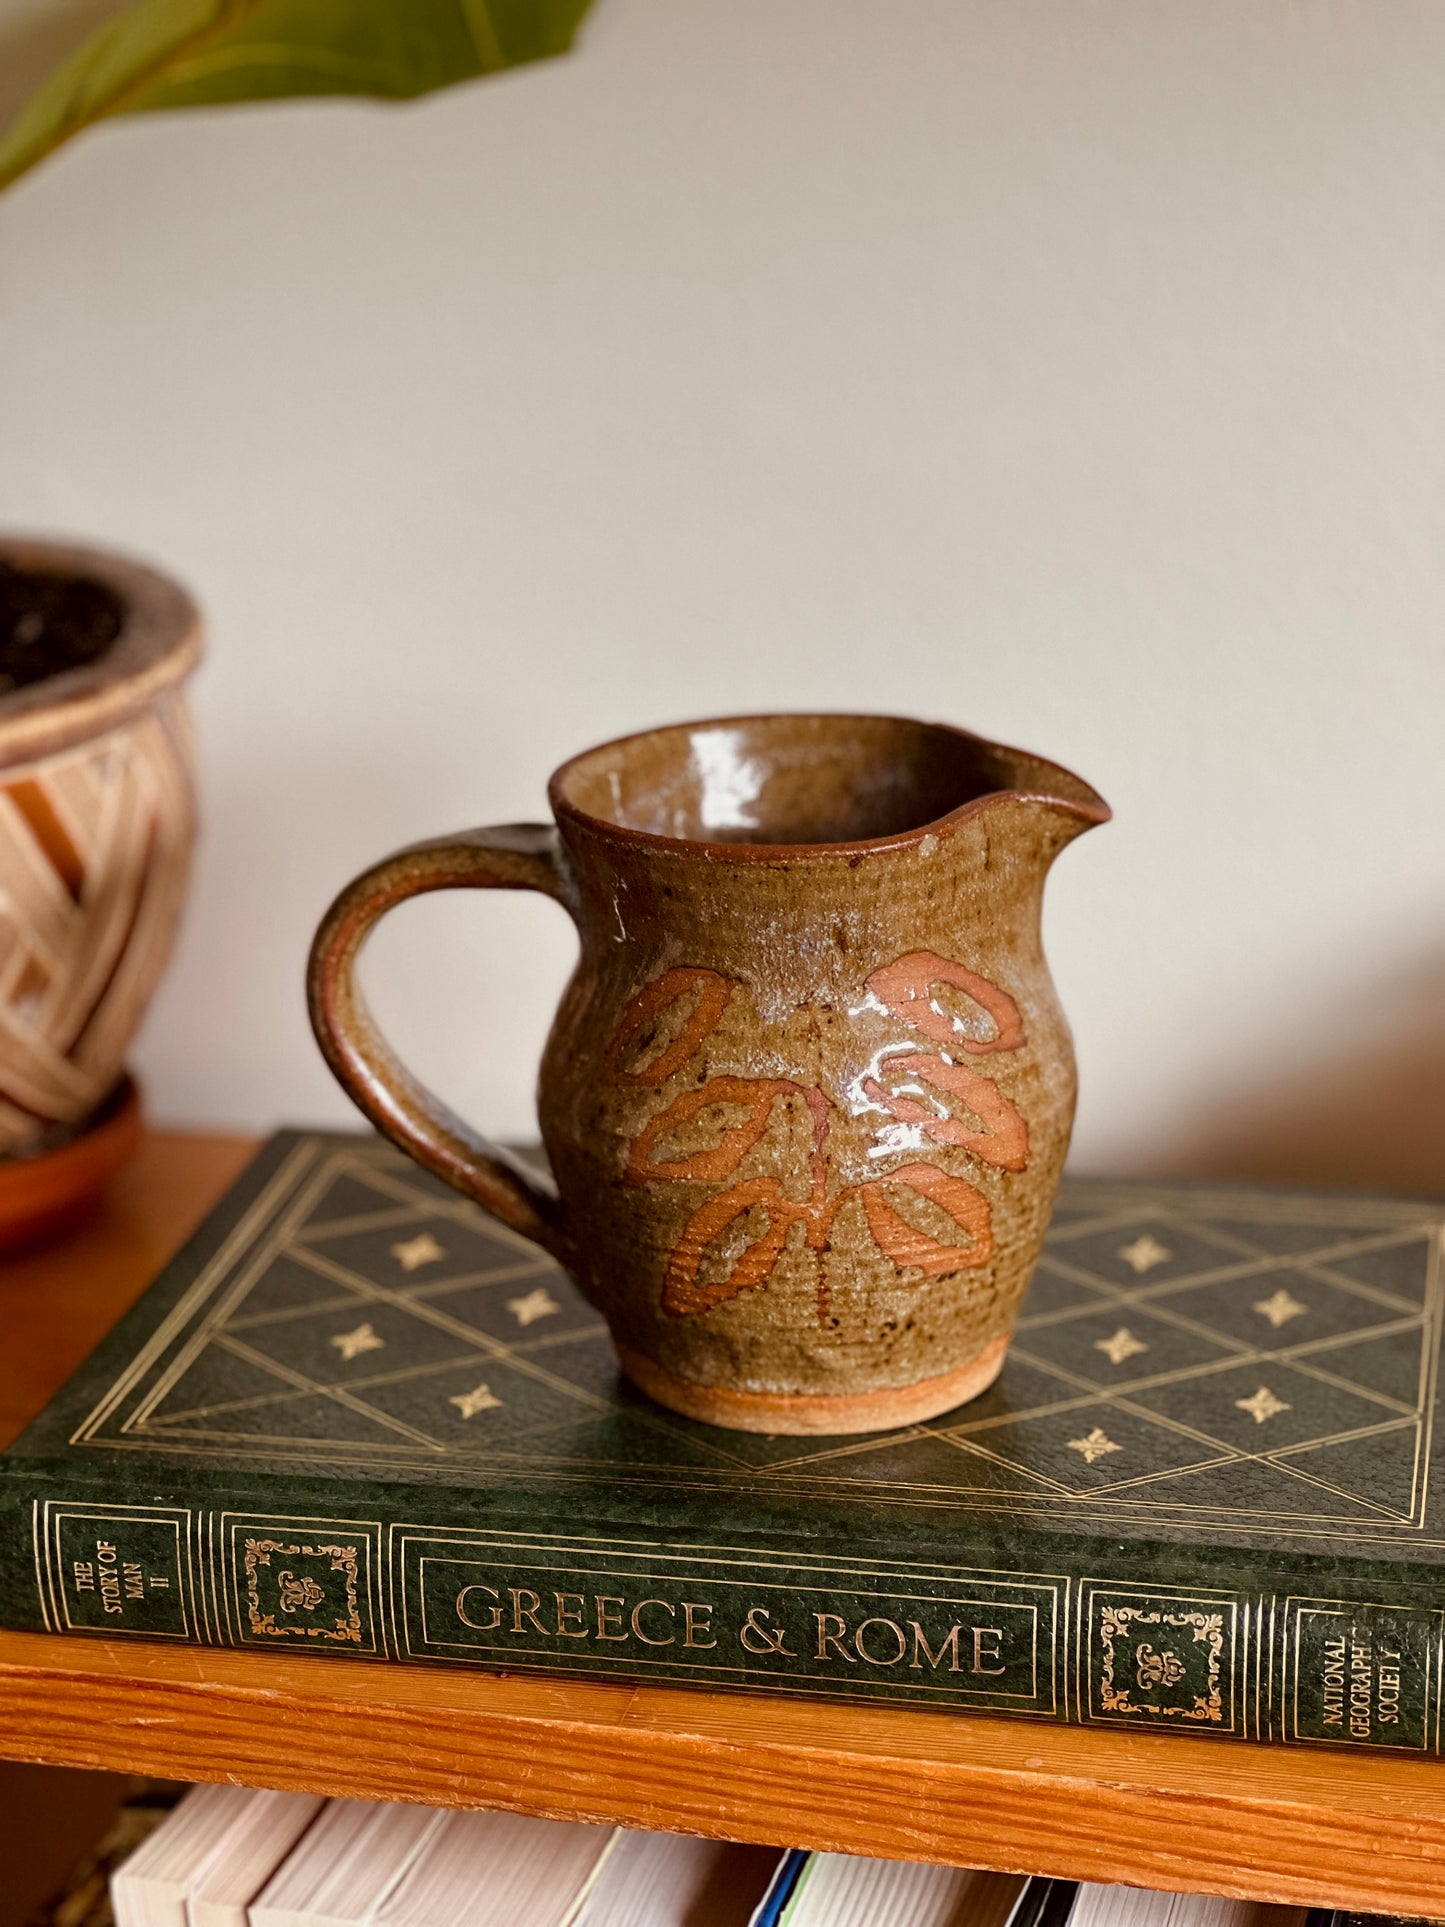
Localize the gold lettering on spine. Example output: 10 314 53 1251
455 1584 502 1632
682 1602 717 1649
909 1623 963 1673
595 1596 628 1641
740 1607 795 1656
555 1592 588 1637
1378 1648 1402 1726
1321 1635 1346 1726
972 1626 1007 1675
815 1613 856 1662
96 1541 123 1615
630 1599 676 1646
1350 1635 1374 1740
510 1588 547 1635
855 1617 908 1666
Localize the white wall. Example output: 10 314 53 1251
1 0 1441 1191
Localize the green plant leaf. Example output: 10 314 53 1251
0 0 593 193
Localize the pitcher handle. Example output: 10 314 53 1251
307 824 576 1263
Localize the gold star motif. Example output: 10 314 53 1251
392 1232 446 1271
507 1287 561 1327
1117 1234 1172 1274
450 1382 502 1420
1095 1327 1149 1367
1236 1385 1291 1425
330 1322 384 1361
1067 1426 1122 1465
1253 1287 1309 1329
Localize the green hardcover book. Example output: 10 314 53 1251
3 1130 1442 1754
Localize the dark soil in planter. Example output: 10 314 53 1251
0 562 124 696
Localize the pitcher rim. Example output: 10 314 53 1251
548 710 1111 863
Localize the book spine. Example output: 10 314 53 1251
9 1481 1444 1755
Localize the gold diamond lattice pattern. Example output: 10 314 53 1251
79 1143 1443 1539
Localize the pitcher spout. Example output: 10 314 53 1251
923 728 1110 871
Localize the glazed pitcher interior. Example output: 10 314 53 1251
553 713 1103 848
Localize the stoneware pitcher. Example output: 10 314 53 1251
308 714 1109 1434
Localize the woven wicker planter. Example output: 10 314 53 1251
0 536 200 1239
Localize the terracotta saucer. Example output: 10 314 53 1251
0 1075 141 1253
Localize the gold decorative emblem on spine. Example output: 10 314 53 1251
1135 1642 1186 1689
1098 1603 1225 1722
243 1537 362 1643
277 1570 325 1612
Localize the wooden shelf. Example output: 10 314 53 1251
5 1135 1445 1912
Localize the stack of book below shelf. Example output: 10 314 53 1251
99 1785 784 1925
61 1780 1335 1927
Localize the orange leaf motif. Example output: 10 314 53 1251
863 1052 1029 1171
866 951 1025 1054
857 1164 994 1276
603 966 734 1086
606 953 1028 1318
662 1178 815 1317
625 1076 809 1186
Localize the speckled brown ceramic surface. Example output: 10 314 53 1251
309 715 1108 1434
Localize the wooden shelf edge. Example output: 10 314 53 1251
5 1631 1445 1912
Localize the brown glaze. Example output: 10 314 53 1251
308 714 1109 1434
